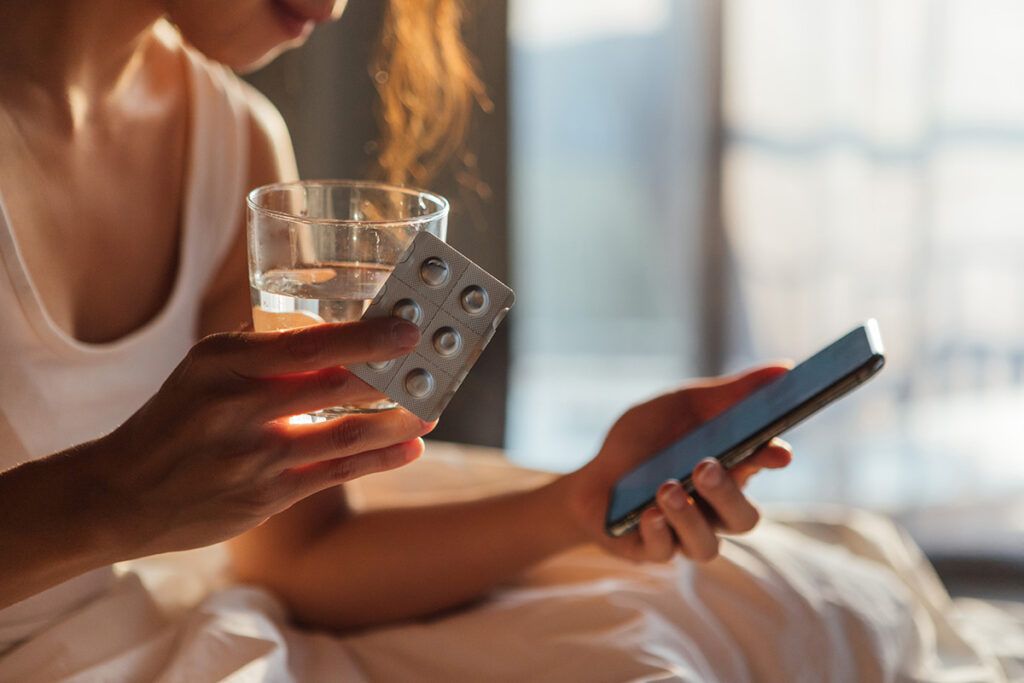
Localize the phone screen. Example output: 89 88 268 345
606 323 884 531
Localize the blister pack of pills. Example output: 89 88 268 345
350 232 515 421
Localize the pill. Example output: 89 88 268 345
460 285 489 315
420 257 450 287
405 368 435 398
392 299 422 325
348 232 515 422
432 327 462 357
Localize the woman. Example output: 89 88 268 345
2 1 1005 681
0 0 786 622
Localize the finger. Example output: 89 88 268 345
731 438 793 488
277 408 434 468
638 508 675 562
604 363 794 454
255 367 389 421
287 438 425 496
657 480 720 562
197 317 420 379
692 459 760 533
684 363 794 423
748 438 793 469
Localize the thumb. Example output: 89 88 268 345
719 362 792 394
603 362 792 452
687 362 793 422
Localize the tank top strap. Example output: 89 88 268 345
172 21 252 304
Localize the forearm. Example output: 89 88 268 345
0 444 125 608
236 477 587 631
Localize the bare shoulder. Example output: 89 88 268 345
240 81 299 186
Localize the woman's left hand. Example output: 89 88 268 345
561 364 794 563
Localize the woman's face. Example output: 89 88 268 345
164 0 347 71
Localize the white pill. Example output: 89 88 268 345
420 257 450 287
392 299 422 325
460 285 489 315
367 359 393 371
432 327 462 357
404 368 435 398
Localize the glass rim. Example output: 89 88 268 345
246 179 450 228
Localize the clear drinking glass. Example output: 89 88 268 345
247 180 448 419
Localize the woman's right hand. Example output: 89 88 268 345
84 317 433 560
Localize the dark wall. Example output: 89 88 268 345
246 2 510 447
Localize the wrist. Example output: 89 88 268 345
67 438 150 564
0 442 145 608
534 472 591 551
0 447 122 581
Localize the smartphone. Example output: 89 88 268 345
605 320 886 537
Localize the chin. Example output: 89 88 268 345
167 0 323 72
222 41 300 73
183 28 310 72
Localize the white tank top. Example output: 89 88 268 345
0 25 250 652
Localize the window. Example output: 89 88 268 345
508 0 1024 529
506 0 719 470
725 0 1024 512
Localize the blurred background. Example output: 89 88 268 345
249 0 1024 594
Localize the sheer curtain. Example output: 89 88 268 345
724 0 1024 513
506 0 720 470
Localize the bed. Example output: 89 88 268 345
4 442 1023 682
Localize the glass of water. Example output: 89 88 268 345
247 180 448 418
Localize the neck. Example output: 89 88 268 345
0 1 165 125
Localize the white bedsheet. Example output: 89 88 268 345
3 444 1022 682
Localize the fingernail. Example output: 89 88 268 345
660 483 687 510
391 320 420 347
650 511 666 528
697 459 723 487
